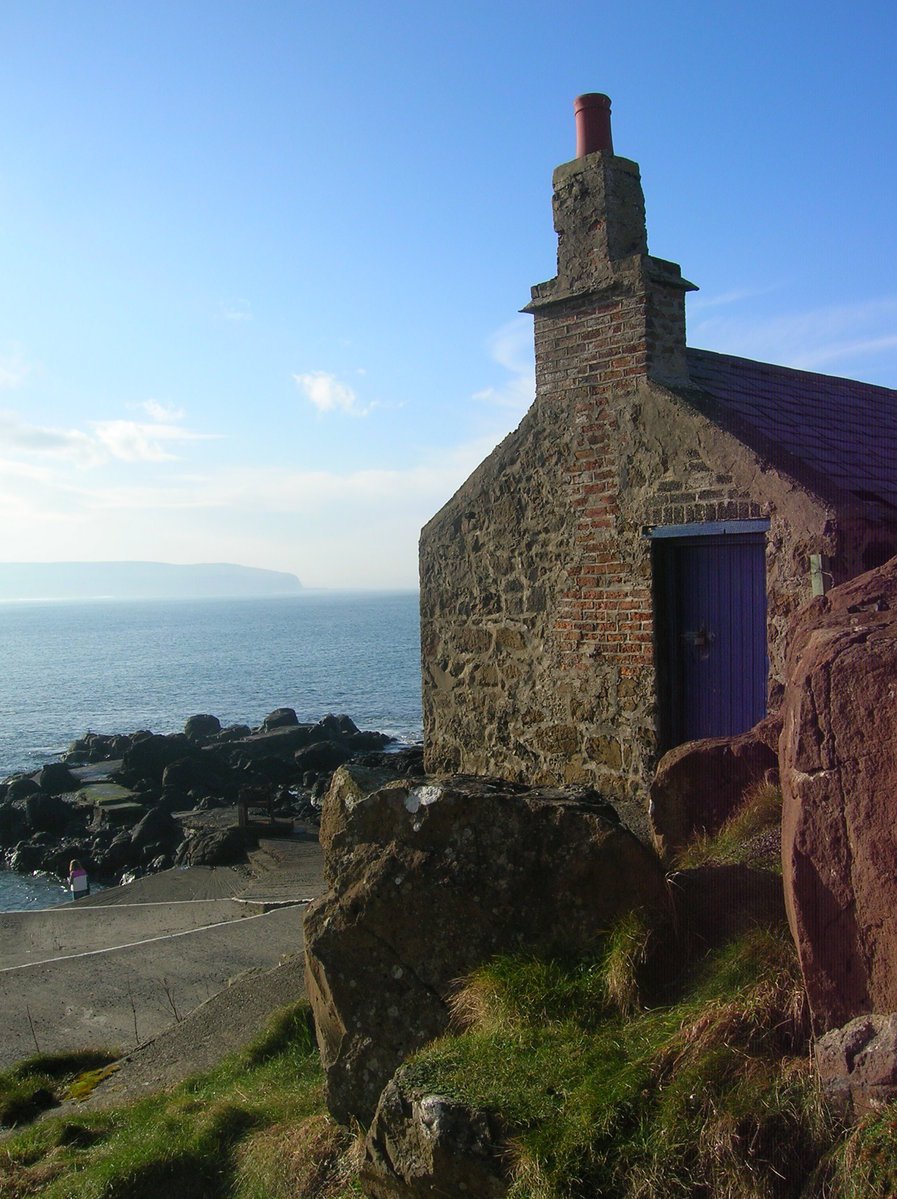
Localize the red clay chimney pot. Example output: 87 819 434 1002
574 93 613 157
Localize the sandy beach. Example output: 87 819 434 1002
0 838 324 1074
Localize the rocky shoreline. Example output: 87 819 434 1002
0 708 423 888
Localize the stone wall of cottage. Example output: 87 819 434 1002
419 143 840 818
420 334 837 820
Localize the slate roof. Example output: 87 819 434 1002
684 348 897 516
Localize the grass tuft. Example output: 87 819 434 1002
600 908 656 1016
676 780 783 872
450 954 609 1034
234 1113 360 1199
240 1002 316 1067
408 924 837 1199
827 1104 897 1198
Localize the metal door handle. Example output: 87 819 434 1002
682 627 716 658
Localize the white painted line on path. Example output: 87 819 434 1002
0 907 304 974
16 898 249 912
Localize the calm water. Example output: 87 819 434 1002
0 591 421 909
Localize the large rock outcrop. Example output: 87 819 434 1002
781 556 897 1031
304 771 669 1126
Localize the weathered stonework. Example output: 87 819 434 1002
420 130 894 814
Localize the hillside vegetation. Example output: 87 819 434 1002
3 782 897 1197
2 936 896 1197
0 1005 356 1199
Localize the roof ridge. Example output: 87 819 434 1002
686 345 897 397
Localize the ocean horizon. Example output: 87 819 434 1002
0 590 422 910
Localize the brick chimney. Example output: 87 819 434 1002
524 94 695 386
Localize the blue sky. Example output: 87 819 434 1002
1 0 895 587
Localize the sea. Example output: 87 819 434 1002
0 591 422 911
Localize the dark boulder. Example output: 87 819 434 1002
37 763 80 794
344 730 391 753
24 793 73 836
294 741 353 775
816 1014 897 1115
7 841 46 873
262 707 299 731
119 734 198 782
156 787 189 813
130 807 181 855
314 713 358 739
305 770 669 1125
216 725 315 763
174 826 252 867
0 802 27 848
362 1073 508 1199
162 754 230 796
246 756 296 786
6 776 40 802
183 713 221 742
358 747 425 777
93 834 137 877
214 723 253 743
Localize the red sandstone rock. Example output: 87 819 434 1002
649 715 780 861
815 1014 897 1115
781 556 897 1032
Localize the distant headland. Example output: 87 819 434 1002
0 562 303 601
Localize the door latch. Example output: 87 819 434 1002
682 626 716 660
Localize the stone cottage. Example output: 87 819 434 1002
419 94 897 808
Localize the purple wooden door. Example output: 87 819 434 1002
655 533 767 746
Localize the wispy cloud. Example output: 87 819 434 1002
472 317 535 414
0 352 31 391
0 411 101 465
690 297 897 375
0 409 219 467
294 370 373 416
0 423 506 586
687 284 782 314
220 300 253 323
139 399 187 422
91 419 219 462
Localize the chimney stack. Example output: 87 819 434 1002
525 93 694 385
574 93 613 157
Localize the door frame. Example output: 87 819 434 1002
647 519 769 752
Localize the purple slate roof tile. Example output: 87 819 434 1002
684 348 897 513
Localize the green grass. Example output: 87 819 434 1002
828 1105 897 1198
676 781 783 873
0 1002 358 1199
404 925 841 1199
0 1050 119 1128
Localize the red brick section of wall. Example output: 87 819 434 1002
538 294 654 691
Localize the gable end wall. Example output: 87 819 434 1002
420 299 837 819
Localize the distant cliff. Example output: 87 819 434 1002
0 562 303 600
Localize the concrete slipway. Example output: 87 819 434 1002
0 839 324 1074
